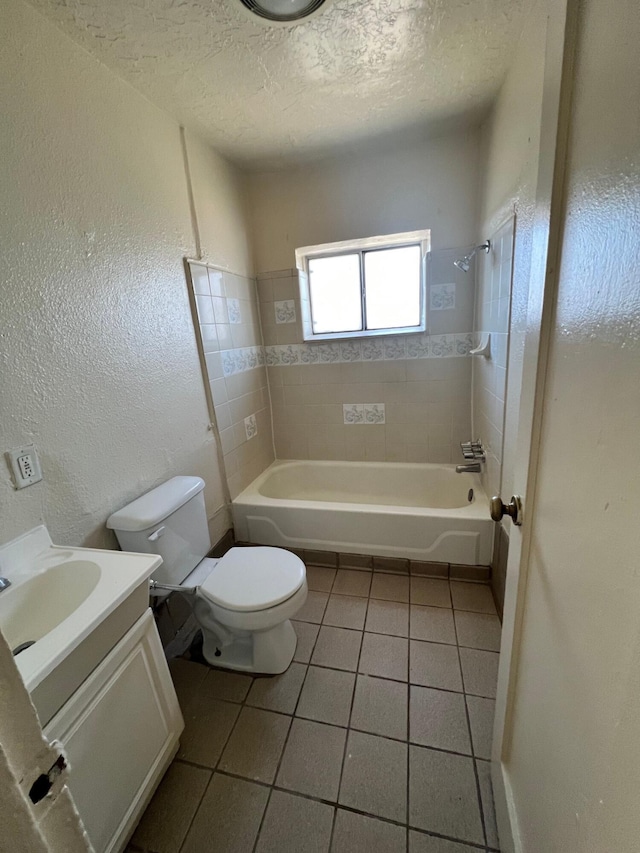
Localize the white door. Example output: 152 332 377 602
0 629 92 853
493 0 640 850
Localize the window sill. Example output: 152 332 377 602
303 324 426 343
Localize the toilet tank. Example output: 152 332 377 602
106 476 211 586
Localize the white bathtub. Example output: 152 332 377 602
232 460 493 566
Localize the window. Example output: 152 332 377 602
296 230 430 342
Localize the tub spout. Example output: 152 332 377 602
455 463 481 473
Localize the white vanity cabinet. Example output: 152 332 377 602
44 609 183 853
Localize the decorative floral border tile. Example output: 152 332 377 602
227 298 242 324
343 404 364 424
274 300 296 324
430 283 456 311
215 332 474 378
220 346 265 377
244 413 257 440
364 403 386 424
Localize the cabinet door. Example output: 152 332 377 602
45 609 183 853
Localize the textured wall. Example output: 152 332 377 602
245 131 481 272
0 0 250 548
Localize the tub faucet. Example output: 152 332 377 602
0 577 11 593
455 462 482 474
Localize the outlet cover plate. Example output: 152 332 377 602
6 445 43 489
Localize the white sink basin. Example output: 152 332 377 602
0 525 161 696
0 560 101 651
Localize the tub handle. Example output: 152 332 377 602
490 495 523 526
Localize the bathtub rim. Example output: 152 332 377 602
233 459 489 521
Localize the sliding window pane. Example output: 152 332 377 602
364 245 422 330
308 254 362 333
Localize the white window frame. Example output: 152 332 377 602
295 229 430 342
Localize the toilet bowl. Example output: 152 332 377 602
106 476 307 674
190 548 307 673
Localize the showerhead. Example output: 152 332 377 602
453 241 491 273
453 257 470 272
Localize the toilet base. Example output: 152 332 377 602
200 619 298 675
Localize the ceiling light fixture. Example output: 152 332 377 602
238 0 329 24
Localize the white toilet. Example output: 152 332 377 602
107 476 307 674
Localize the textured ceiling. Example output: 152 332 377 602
27 0 530 169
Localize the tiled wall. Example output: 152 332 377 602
257 250 475 463
472 218 514 500
189 263 274 499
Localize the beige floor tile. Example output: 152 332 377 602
370 573 410 603
409 641 463 692
296 591 329 623
130 761 210 853
219 706 291 783
332 809 406 853
332 569 373 597
181 773 268 853
410 605 456 644
409 686 471 754
365 599 409 637
450 582 497 614
296 666 355 726
459 648 499 698
246 662 307 713
410 577 452 608
323 594 368 630
276 718 346 800
292 620 320 663
359 633 408 681
311 626 362 671
168 658 208 711
409 746 484 844
339 730 407 822
202 667 253 703
255 790 334 853
466 695 494 760
409 830 481 852
476 758 499 848
454 611 502 652
177 697 240 767
350 675 408 741
306 565 337 592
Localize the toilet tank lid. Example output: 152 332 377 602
106 476 205 532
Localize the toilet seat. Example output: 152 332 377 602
199 547 305 612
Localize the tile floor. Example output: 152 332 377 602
128 569 501 853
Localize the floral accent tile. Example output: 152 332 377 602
299 344 319 364
317 343 342 363
361 338 384 361
227 298 242 324
340 340 361 362
406 333 430 359
244 414 257 440
456 333 474 355
343 404 364 425
364 403 386 424
221 351 236 377
279 345 300 365
274 300 296 324
430 283 456 311
384 337 407 360
430 335 455 357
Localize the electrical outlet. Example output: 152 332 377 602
6 445 43 489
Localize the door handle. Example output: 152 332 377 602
490 495 523 526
